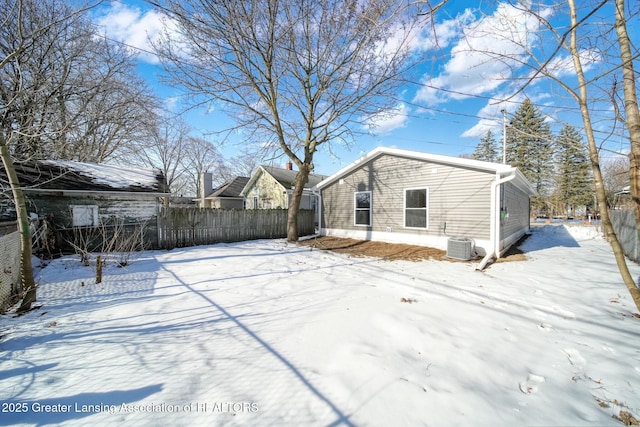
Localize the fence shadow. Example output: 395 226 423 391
520 224 580 252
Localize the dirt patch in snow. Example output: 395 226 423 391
298 236 450 262
298 235 529 263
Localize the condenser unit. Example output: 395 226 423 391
447 237 474 260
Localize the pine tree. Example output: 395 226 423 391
505 99 553 213
473 130 499 162
554 125 593 217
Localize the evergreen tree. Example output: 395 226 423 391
554 125 593 217
505 99 553 213
473 130 499 162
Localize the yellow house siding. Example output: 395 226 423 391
245 170 288 209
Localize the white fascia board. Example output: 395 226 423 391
315 146 514 190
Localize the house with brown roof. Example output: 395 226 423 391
198 176 250 209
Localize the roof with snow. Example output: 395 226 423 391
2 160 169 194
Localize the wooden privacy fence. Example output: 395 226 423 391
157 208 316 249
609 210 639 262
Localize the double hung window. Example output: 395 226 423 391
404 188 428 229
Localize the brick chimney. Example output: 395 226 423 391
285 160 293 170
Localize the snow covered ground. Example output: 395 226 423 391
1 224 639 426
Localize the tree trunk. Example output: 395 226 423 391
96 255 102 284
0 143 37 313
568 0 640 311
286 163 311 242
615 0 640 310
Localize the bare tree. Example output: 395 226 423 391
181 136 228 198
41 17 155 163
2 0 154 165
614 0 640 295
0 0 97 312
0 0 155 311
489 1 640 309
565 0 640 309
436 1 639 308
228 149 265 179
151 0 439 240
128 113 191 193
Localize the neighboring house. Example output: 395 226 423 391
315 147 535 265
242 163 327 213
198 175 250 209
169 196 197 208
0 160 170 251
612 186 633 211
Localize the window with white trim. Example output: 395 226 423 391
71 205 99 227
404 188 428 228
354 191 371 226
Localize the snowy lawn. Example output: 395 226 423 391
1 224 640 426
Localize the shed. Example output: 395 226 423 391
315 147 535 265
0 160 170 251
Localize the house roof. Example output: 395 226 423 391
262 165 328 188
1 160 170 194
206 176 250 199
242 165 328 195
315 147 535 195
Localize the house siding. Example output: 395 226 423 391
25 193 160 250
320 154 494 246
499 181 531 252
286 191 317 210
26 194 158 225
245 172 288 209
212 198 244 209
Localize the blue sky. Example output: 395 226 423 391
93 1 635 176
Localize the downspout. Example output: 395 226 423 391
311 187 321 235
477 170 516 270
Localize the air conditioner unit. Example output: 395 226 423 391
447 237 474 260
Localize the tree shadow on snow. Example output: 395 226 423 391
157 261 356 427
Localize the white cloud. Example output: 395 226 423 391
536 49 601 80
163 96 180 112
461 102 506 139
94 3 169 63
387 8 474 56
461 92 528 138
461 89 558 139
414 3 553 106
462 118 500 139
364 103 410 135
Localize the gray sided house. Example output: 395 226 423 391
198 175 250 209
0 160 170 251
242 164 327 212
316 147 535 265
